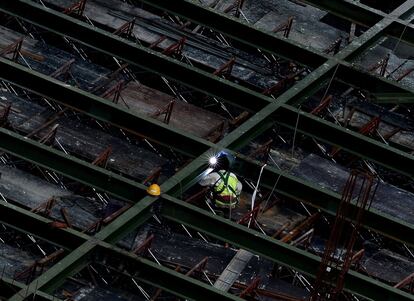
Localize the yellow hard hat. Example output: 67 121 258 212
147 184 161 196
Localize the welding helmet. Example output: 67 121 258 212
147 184 161 196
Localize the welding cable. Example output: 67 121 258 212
391 22 409 55
248 163 267 228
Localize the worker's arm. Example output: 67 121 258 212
236 181 242 195
199 172 219 187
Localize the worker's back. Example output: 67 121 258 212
199 169 242 208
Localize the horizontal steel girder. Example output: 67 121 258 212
0 201 87 250
372 92 414 103
143 0 325 68
95 243 243 301
1 186 413 301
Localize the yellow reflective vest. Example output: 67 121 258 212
213 171 239 207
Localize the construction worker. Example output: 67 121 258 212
199 152 242 216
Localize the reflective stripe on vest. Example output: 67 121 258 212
215 198 238 208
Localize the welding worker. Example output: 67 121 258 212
199 152 242 216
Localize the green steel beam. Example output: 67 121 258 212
372 92 414 103
333 64 414 96
96 243 242 301
0 201 87 250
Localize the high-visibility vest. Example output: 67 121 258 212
213 171 239 207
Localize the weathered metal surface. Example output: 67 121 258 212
0 90 166 181
44 0 278 89
0 24 227 139
1 1 414 300
1 191 413 301
0 0 272 112
291 154 414 226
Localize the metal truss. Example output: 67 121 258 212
0 0 413 300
